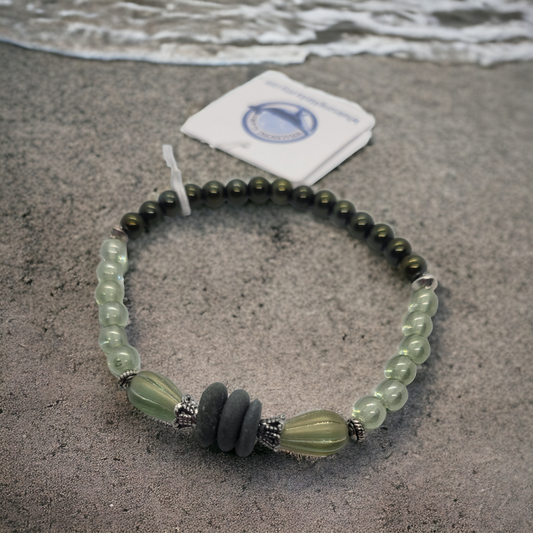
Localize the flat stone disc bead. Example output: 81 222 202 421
100 238 128 268
291 185 314 211
184 184 203 209
226 179 248 206
99 301 129 327
312 190 337 218
235 399 262 457
348 212 374 240
195 382 228 448
158 190 181 217
402 311 433 338
409 288 438 317
331 200 355 228
217 389 250 452
367 223 394 253
95 280 124 306
374 379 409 412
139 201 163 230
352 396 386 430
120 212 145 240
96 260 124 285
107 345 140 377
248 177 271 204
271 178 293 205
202 181 226 208
99 325 128 354
127 371 182 423
398 335 431 364
279 410 349 457
384 237 412 267
399 254 428 282
384 355 417 385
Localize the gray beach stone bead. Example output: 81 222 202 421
217 389 250 452
195 382 228 448
235 399 262 458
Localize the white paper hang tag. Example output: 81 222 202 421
181 71 374 186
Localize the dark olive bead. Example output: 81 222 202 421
313 190 337 217
226 179 248 206
202 181 226 208
291 186 315 211
367 223 394 253
348 212 374 240
271 178 293 205
331 200 355 228
384 238 412 267
399 254 428 282
184 184 203 209
158 190 180 217
248 177 271 204
139 201 163 230
120 212 145 240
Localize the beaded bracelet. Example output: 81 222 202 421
95 173 438 458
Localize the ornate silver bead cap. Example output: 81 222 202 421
257 415 286 451
173 394 198 429
347 418 366 442
110 226 129 243
118 370 137 389
411 274 438 291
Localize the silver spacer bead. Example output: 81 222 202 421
173 394 198 429
411 274 438 291
118 370 137 389
257 415 286 451
110 226 129 243
347 418 366 442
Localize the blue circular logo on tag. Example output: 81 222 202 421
243 102 318 143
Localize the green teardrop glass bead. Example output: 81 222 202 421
402 311 433 338
408 288 438 317
95 280 124 306
127 371 182 423
398 335 431 364
279 410 349 457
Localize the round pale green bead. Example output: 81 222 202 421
100 238 128 269
99 301 129 327
409 288 438 317
352 396 386 430
127 371 182 423
96 260 124 285
384 355 417 385
99 325 128 354
374 379 408 412
398 335 431 364
402 311 433 338
279 410 349 457
107 345 140 377
95 280 124 306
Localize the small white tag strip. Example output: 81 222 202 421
162 144 191 216
181 70 374 186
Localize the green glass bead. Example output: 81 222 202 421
99 301 129 327
409 288 438 317
107 345 140 377
352 396 386 430
398 335 431 364
279 410 349 457
127 371 182 423
100 238 128 269
374 379 408 412
96 260 124 285
95 280 124 306
99 325 128 354
402 311 433 338
384 355 417 385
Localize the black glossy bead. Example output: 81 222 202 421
196 382 228 448
202 181 226 208
384 238 412 267
271 178 293 205
184 183 203 209
139 201 163 230
348 212 374 240
331 200 356 228
399 254 428 282
235 399 262 458
158 190 180 217
248 177 271 204
217 389 250 452
367 223 394 253
291 186 314 211
120 212 145 240
312 190 337 217
226 179 248 206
